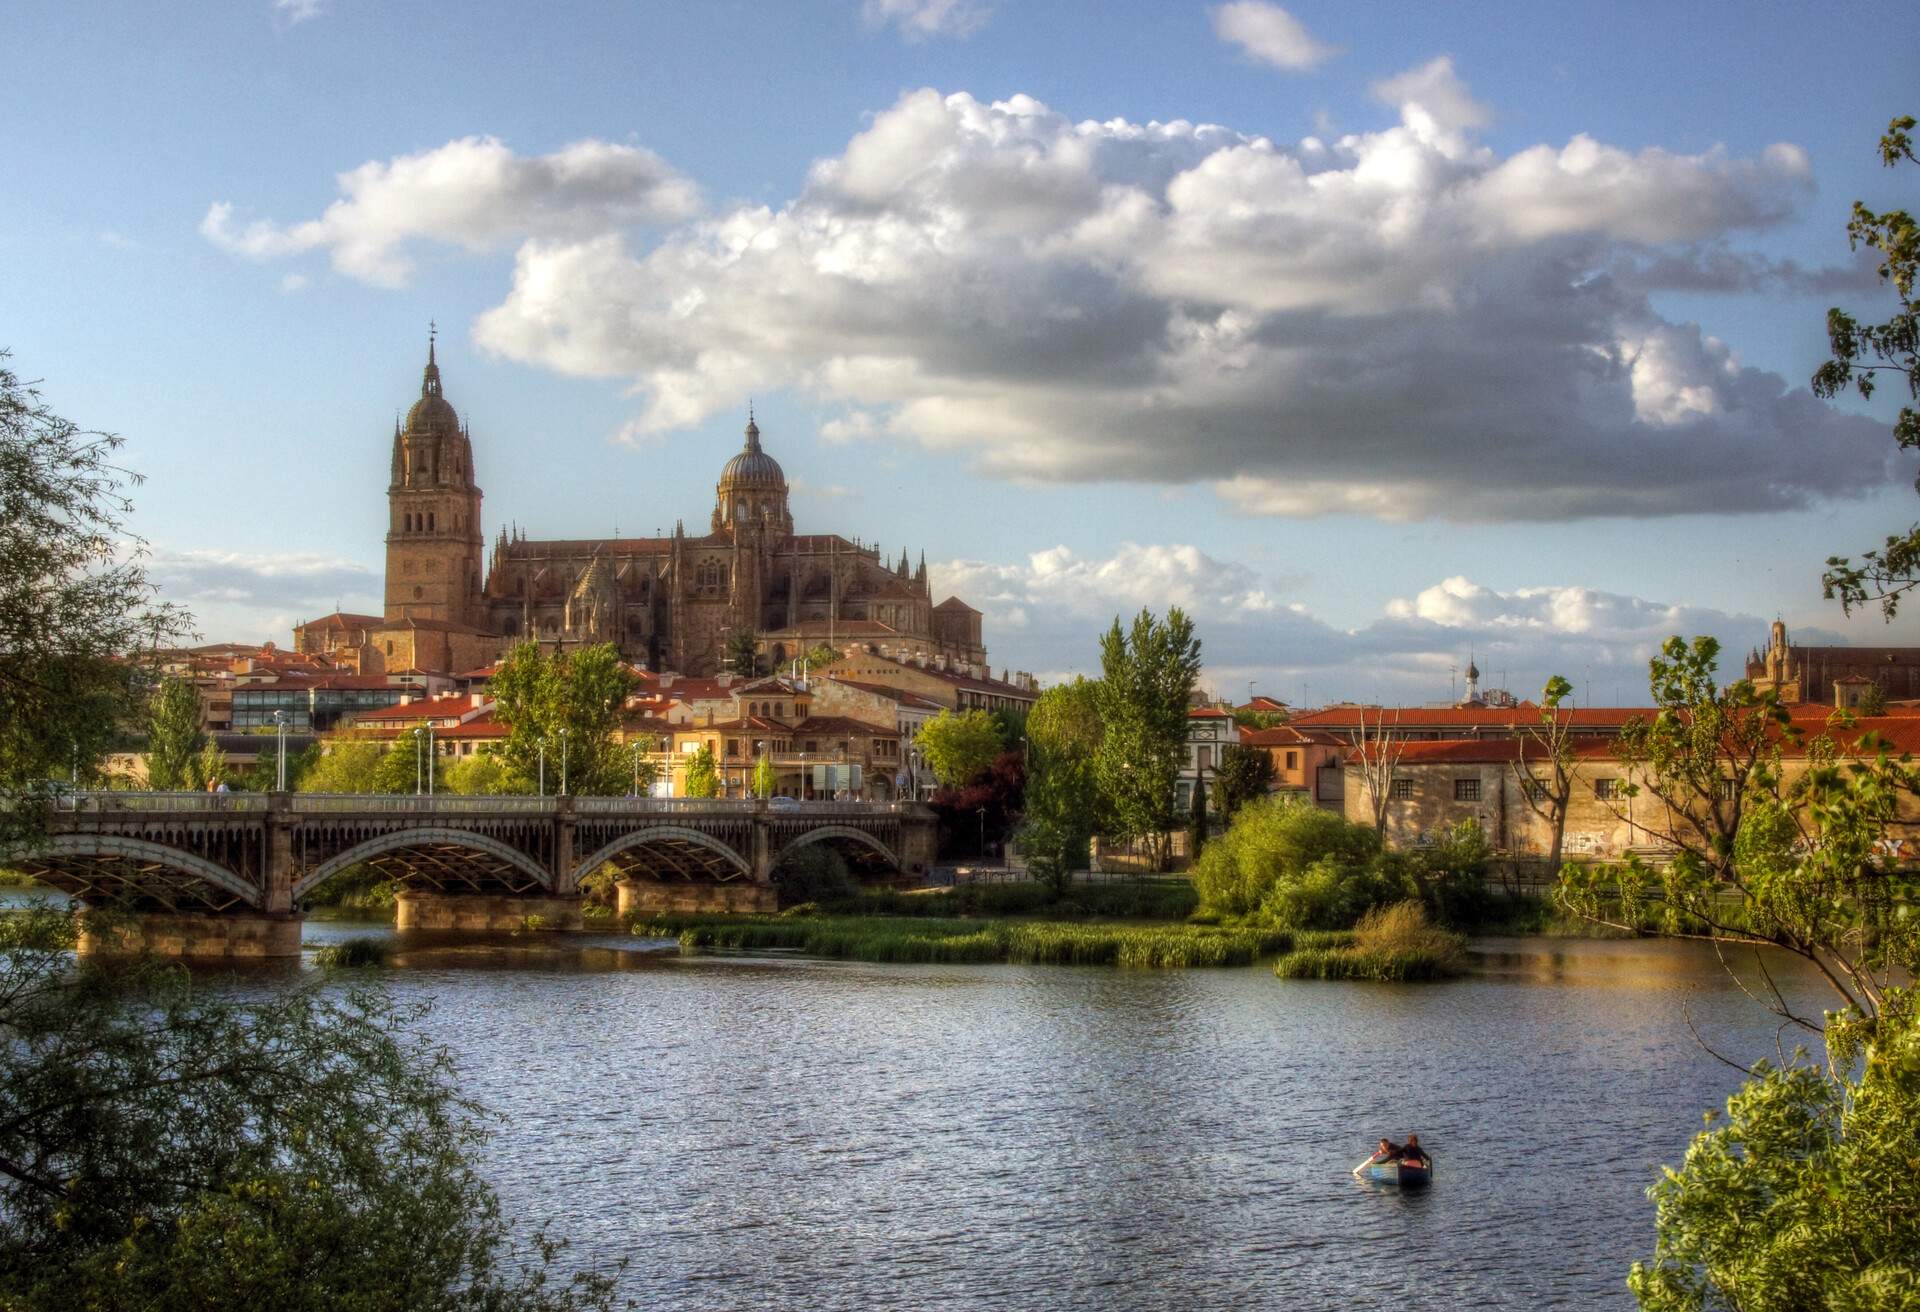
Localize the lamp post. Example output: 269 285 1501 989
537 738 546 798
977 806 987 864
558 727 570 796
271 709 287 792
630 741 643 798
426 725 436 798
413 728 424 796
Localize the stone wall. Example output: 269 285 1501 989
615 879 777 916
78 911 303 960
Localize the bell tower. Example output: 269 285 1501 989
384 329 485 626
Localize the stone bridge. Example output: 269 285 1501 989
5 793 938 957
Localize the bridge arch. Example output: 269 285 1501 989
294 827 552 902
773 825 899 872
2 834 261 909
572 826 753 885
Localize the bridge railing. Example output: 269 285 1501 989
288 794 554 815
49 791 270 814
37 791 923 819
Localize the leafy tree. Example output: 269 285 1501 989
143 677 204 790
1511 675 1579 874
1233 708 1286 730
928 749 1025 860
237 741 320 793
683 744 719 798
723 628 761 678
187 740 229 793
1628 995 1920 1312
751 753 775 799
1187 771 1208 861
1346 707 1407 838
989 706 1028 749
1 353 188 844
1014 740 1096 894
444 751 514 796
1814 115 1918 618
489 642 635 795
0 905 619 1311
1027 677 1103 759
1093 608 1202 871
915 708 1004 787
1213 743 1275 820
301 742 393 794
801 644 840 672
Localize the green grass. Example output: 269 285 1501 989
630 912 1295 968
312 937 392 969
824 880 1199 922
1272 946 1462 982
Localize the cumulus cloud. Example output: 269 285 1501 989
861 0 990 40
1210 2 1340 71
201 136 699 287
273 0 326 23
939 548 1772 704
149 549 379 620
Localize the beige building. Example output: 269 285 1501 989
1746 619 1920 705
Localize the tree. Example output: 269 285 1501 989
683 744 719 798
1856 679 1889 716
1511 675 1578 875
723 628 761 679
1627 998 1920 1312
1093 608 1202 871
1814 114 1918 618
751 753 775 799
1346 707 1407 838
301 742 396 794
1027 677 1103 759
801 644 840 672
0 905 618 1311
1014 740 1096 895
142 677 204 790
1213 744 1275 820
444 751 514 796
915 709 1003 787
489 642 635 795
1190 796 1408 926
1 354 188 844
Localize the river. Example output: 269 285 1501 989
286 918 1820 1310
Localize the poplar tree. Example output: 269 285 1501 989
143 676 205 791
1093 608 1201 871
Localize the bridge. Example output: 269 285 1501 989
5 792 938 958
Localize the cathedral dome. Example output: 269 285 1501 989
718 416 785 488
404 335 461 435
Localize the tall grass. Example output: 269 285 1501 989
825 881 1198 922
1272 902 1465 983
632 913 1293 968
312 937 392 969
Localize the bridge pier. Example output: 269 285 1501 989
394 891 585 932
78 910 303 960
615 878 777 918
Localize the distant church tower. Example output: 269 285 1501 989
384 331 484 627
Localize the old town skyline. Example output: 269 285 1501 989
5 1 1916 705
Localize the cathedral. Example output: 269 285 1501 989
1745 619 1920 706
299 340 990 680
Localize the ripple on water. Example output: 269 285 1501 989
298 931 1824 1311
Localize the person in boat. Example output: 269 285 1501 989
1352 1138 1402 1176
1398 1134 1431 1168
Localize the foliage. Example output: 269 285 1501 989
682 744 719 798
1814 115 1920 618
1213 743 1274 820
1415 818 1497 926
928 749 1024 859
1345 706 1408 837
1628 993 1920 1312
751 753 775 800
915 708 1004 787
1191 795 1411 927
1512 674 1578 874
1027 677 1103 758
1187 770 1208 860
773 844 854 906
990 706 1028 749
826 880 1198 921
489 642 636 795
1233 708 1287 730
801 644 840 672
1271 944 1462 982
1014 739 1097 894
312 936 394 969
723 627 762 678
0 353 189 845
443 751 515 796
302 741 406 794
1093 607 1202 870
1855 680 1889 716
0 905 620 1311
142 677 205 790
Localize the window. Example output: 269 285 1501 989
1715 777 1739 801
1454 778 1481 802
726 739 741 759
1197 746 1213 770
1390 778 1413 799
1594 778 1625 801
1522 779 1548 802
1285 751 1299 770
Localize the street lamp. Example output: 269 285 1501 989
630 741 643 797
537 737 547 797
271 709 288 792
558 727 570 796
426 724 436 798
977 806 988 864
413 728 424 795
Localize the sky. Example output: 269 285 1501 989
3 0 1915 706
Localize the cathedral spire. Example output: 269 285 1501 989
743 407 761 454
422 322 443 399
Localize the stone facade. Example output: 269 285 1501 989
311 342 999 681
1746 619 1920 705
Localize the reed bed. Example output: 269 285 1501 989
1271 902 1465 982
311 937 392 969
634 913 1295 969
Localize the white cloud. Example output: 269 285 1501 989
279 272 309 293
148 548 380 643
1210 2 1340 71
98 230 138 250
239 76 1880 523
861 0 991 40
202 136 700 288
274 0 326 23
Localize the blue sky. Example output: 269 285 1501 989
4 0 1914 704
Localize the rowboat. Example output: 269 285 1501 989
1363 1158 1432 1186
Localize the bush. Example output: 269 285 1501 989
1415 819 1498 927
774 845 855 907
311 937 392 969
1192 797 1410 928
1272 903 1465 982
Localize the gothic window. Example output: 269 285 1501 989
736 498 747 521
428 512 436 532
403 559 415 575
413 586 423 599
